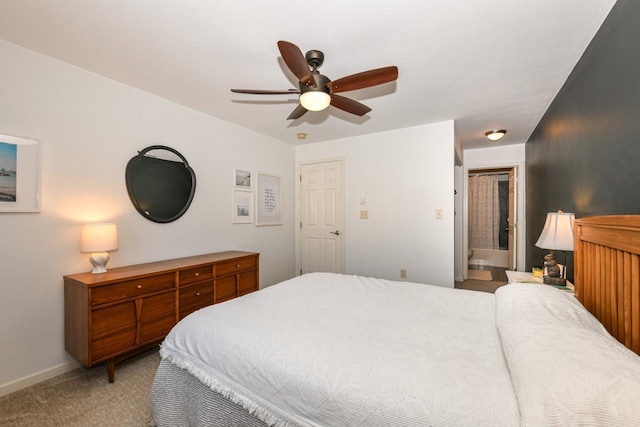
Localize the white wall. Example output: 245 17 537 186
0 40 295 394
295 121 455 287
457 144 526 280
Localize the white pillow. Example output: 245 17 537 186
495 283 640 426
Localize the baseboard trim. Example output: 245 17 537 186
0 360 79 398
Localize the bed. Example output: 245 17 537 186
151 215 640 426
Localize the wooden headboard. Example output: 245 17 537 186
574 215 640 355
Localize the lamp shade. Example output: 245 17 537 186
81 223 118 253
535 212 575 251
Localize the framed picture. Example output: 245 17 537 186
234 169 252 188
256 172 282 226
0 133 41 212
232 189 254 224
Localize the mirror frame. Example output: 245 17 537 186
125 145 196 223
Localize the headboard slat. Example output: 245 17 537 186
603 246 612 331
623 251 632 349
616 249 624 341
608 248 618 338
632 254 639 354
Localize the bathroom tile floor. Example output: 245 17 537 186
468 265 508 282
455 266 508 293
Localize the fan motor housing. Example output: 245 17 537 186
299 73 331 94
305 50 325 68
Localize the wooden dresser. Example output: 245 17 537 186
64 251 259 382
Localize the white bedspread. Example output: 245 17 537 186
160 273 519 427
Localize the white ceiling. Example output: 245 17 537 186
0 0 615 149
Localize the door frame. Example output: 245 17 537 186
295 157 346 276
462 161 526 279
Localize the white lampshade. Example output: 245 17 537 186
81 223 118 252
81 223 118 274
300 91 331 111
535 211 575 251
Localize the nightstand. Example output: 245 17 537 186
505 270 574 295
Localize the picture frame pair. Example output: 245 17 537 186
233 169 281 226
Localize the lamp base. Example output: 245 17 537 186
89 251 110 274
543 275 567 286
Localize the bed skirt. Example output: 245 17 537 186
150 359 270 427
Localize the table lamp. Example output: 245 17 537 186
535 211 575 286
81 223 118 274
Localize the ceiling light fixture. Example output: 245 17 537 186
299 90 331 111
485 129 507 142
297 133 307 139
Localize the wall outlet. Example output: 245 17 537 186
400 269 407 279
360 210 369 219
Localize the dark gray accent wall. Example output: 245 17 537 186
526 0 640 280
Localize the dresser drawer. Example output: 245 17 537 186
91 302 137 361
215 256 256 277
215 275 237 303
179 281 214 319
139 291 177 343
91 301 136 338
91 327 137 362
237 270 258 296
90 273 175 306
178 265 213 286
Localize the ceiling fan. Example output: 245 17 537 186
231 41 398 120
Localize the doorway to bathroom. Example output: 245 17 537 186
467 167 516 272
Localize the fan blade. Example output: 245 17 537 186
277 41 313 85
330 94 371 116
231 89 300 95
287 104 308 120
328 66 398 93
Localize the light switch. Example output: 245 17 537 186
359 195 366 205
435 209 443 219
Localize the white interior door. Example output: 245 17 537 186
300 160 345 274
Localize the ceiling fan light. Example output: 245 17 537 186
485 129 506 142
300 91 331 111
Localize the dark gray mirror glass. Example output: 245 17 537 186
125 145 196 223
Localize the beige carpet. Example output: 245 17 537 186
467 269 493 281
0 348 160 426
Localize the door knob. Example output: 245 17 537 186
330 230 341 236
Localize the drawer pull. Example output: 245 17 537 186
236 264 241 268
195 291 201 296
195 272 200 276
137 284 142 289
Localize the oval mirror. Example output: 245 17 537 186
125 145 196 223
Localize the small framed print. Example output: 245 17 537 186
232 189 253 224
0 133 41 212
256 172 282 226
234 169 252 188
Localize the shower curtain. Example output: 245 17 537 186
468 175 500 249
